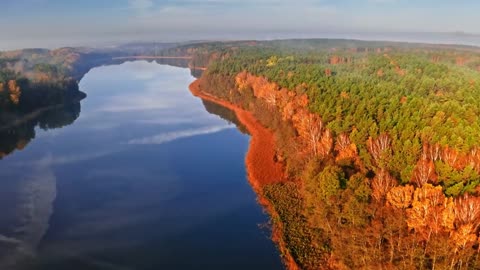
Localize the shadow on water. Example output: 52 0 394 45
200 99 249 135
0 97 84 159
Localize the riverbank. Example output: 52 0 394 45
189 79 300 270
112 56 193 60
189 80 285 189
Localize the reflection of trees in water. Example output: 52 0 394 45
0 88 84 267
151 58 204 78
0 101 82 159
201 99 249 135
37 102 81 130
108 58 203 78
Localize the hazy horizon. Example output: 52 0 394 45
2 0 480 50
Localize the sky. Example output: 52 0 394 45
1 0 480 49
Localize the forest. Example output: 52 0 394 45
0 48 91 159
184 39 480 269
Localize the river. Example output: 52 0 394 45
0 61 283 270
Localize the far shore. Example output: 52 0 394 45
112 56 192 60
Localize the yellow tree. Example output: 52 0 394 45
293 110 324 157
334 133 358 161
371 169 397 201
7 80 21 105
387 185 414 209
411 159 437 187
406 184 453 240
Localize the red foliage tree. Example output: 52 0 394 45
367 133 391 166
371 169 397 201
335 133 358 161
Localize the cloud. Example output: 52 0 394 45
127 125 234 145
127 0 339 33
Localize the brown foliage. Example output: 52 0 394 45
431 55 441 63
282 101 295 121
467 147 480 173
371 169 397 201
422 143 442 161
235 71 250 92
329 55 342 65
236 72 278 100
367 133 391 166
190 80 285 188
296 94 309 107
319 129 333 158
334 133 358 161
235 72 311 122
292 111 324 157
376 69 384 77
442 146 466 169
387 185 414 209
7 80 21 105
411 159 437 187
395 66 406 76
325 68 332 77
454 195 480 231
451 224 477 249
456 57 467 66
406 184 454 238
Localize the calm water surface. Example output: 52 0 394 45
0 61 283 269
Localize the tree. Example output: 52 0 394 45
371 169 397 201
293 110 325 158
7 80 21 105
454 195 480 232
367 133 392 168
406 184 454 240
306 165 344 202
411 159 437 187
335 133 358 161
387 185 414 209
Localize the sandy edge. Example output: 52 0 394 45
189 80 300 270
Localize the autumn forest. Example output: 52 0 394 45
181 40 480 269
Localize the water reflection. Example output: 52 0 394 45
0 101 83 159
110 58 203 79
200 99 249 135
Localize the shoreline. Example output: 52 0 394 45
189 80 285 189
112 56 193 60
189 79 300 270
